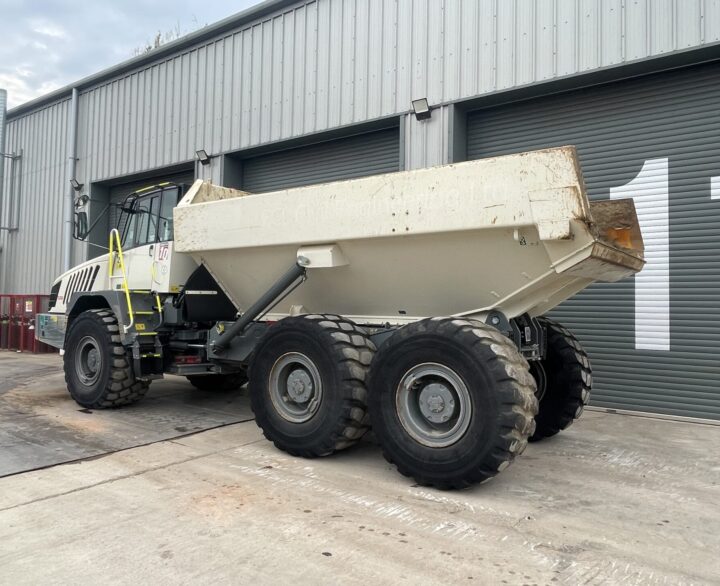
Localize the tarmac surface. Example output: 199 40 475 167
0 351 719 584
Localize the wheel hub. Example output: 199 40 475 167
419 383 456 423
396 363 472 448
86 349 99 371
268 352 323 423
75 336 102 386
286 368 313 403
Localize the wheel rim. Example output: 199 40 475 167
75 335 102 386
395 362 472 448
268 352 323 423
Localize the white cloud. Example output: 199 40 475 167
0 0 259 109
30 19 69 40
0 73 52 107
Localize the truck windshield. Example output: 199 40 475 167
117 185 180 249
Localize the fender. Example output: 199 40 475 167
66 290 131 340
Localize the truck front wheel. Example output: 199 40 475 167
529 317 592 441
367 318 538 489
249 314 375 457
64 309 150 409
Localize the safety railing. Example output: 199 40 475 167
108 228 135 333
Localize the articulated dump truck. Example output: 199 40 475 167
37 146 644 489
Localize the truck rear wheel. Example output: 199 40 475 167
64 309 149 409
186 372 247 392
367 318 538 489
249 314 375 458
530 317 591 441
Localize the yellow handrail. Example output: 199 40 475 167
108 228 135 333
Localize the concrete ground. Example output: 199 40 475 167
0 352 252 476
0 352 718 585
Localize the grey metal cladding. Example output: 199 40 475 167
1 98 72 294
466 61 720 420
241 127 400 193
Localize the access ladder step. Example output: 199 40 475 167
131 336 165 379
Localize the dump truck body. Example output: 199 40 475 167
174 147 643 325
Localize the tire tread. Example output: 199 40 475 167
369 317 538 489
64 309 149 409
530 317 591 441
251 314 375 458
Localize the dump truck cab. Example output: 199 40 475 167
45 183 195 314
37 181 208 384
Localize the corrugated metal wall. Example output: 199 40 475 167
466 61 720 420
1 99 73 294
241 127 400 192
4 0 720 294
70 0 720 183
0 89 6 247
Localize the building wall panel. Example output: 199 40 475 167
1 99 71 293
466 61 720 419
65 0 719 185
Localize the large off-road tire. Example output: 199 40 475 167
249 314 375 458
186 372 247 391
367 318 538 490
529 317 592 441
64 309 150 409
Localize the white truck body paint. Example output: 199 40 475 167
174 147 644 325
50 240 197 315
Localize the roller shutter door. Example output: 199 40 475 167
241 127 400 193
108 170 194 230
466 61 720 420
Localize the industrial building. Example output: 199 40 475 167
1 0 718 420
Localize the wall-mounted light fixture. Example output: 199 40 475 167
70 178 83 191
411 98 432 121
196 149 212 165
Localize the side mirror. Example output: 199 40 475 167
73 211 88 240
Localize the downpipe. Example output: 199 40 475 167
63 88 79 272
0 89 7 291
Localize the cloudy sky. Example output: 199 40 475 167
0 0 259 109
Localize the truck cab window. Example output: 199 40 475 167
159 188 178 242
119 200 137 247
150 195 161 240
117 185 182 248
134 198 149 246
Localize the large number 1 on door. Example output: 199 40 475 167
609 158 670 351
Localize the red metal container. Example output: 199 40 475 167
0 294 56 353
